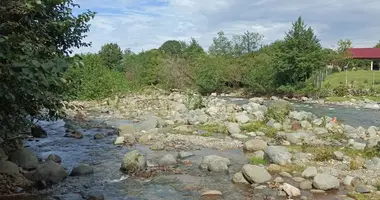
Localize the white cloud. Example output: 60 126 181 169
73 0 380 53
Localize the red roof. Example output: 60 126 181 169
347 48 380 59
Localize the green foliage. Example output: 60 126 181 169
64 54 129 100
333 84 349 97
98 43 123 71
277 85 296 96
0 0 94 143
184 90 204 110
274 16 324 86
159 40 184 56
265 100 293 123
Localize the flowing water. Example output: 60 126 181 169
21 99 380 200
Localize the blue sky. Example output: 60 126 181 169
73 0 380 54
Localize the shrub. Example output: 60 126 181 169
277 85 296 96
265 100 292 123
183 90 204 110
333 84 348 97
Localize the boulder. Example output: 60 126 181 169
364 157 380 170
47 154 62 163
302 166 317 178
227 123 241 135
235 113 250 124
120 150 147 174
232 172 249 184
158 154 177 167
0 160 19 175
241 164 272 184
264 146 292 165
243 139 267 152
282 183 301 198
286 132 313 144
199 155 230 173
70 164 94 176
313 173 340 190
25 160 68 184
177 151 194 159
9 148 39 170
31 125 47 138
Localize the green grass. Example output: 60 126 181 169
323 70 380 89
348 192 378 200
197 123 228 134
240 122 278 138
250 157 268 165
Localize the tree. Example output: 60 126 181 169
232 31 263 56
208 31 233 56
0 0 95 150
374 41 380 48
274 16 324 86
98 43 123 70
336 39 353 70
159 40 183 56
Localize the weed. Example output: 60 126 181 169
314 148 334 162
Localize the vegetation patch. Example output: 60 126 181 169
265 100 293 123
250 157 268 165
348 192 378 200
197 124 228 135
280 164 306 173
240 122 277 138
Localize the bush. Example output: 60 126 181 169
277 85 296 96
183 90 204 110
64 54 130 100
265 100 292 123
333 84 348 97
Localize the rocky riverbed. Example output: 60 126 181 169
0 90 380 200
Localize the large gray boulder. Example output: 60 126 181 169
199 155 230 173
243 139 267 152
0 160 19 175
9 148 39 170
241 164 272 184
70 164 94 176
120 150 147 174
264 146 292 165
313 173 340 190
25 160 68 184
158 154 177 167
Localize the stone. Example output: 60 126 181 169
232 172 249 184
313 127 328 135
201 190 222 199
300 180 313 190
0 160 19 175
286 132 313 144
138 117 158 130
25 160 68 184
333 151 344 161
64 130 83 139
158 154 177 167
243 139 268 152
279 172 292 178
355 185 370 193
177 151 194 159
313 173 340 190
31 125 47 138
302 167 317 178
267 164 281 172
364 157 380 170
0 148 7 161
114 136 124 145
264 146 292 166
9 148 39 170
310 189 325 194
70 164 94 176
252 151 265 160
367 126 378 138
199 155 231 170
273 123 282 130
93 133 104 139
282 183 301 198
227 123 241 135
241 164 272 184
293 177 305 183
85 191 105 200
47 154 61 163
300 121 312 129
207 159 228 173
120 150 147 174
274 177 284 183
231 134 249 139
235 113 250 124
351 142 366 150
150 142 165 150
343 176 354 186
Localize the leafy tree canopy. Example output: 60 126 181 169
98 43 123 71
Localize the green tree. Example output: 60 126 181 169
374 41 380 48
232 31 263 56
274 16 324 86
98 43 123 71
208 31 233 56
159 40 184 56
0 0 95 148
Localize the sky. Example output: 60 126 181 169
73 0 380 54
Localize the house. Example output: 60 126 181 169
347 48 380 70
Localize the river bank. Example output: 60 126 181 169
0 90 379 200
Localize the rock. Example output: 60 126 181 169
313 173 340 190
291 121 302 131
114 136 125 145
302 167 317 178
264 146 292 166
0 148 7 161
207 159 229 173
177 151 194 159
232 172 249 184
0 160 19 175
364 157 380 170
235 113 250 124
252 151 265 160
150 142 165 150
293 177 305 182
300 121 312 129
70 164 94 176
158 154 177 167
25 160 68 184
64 130 83 139
231 134 249 139
272 123 282 130
282 183 301 198
267 164 281 172
333 151 344 161
138 117 158 130
120 150 147 174
310 189 325 194
274 177 284 183
9 148 39 170
367 126 378 138
46 154 61 163
241 164 272 184
343 176 354 186
31 125 47 138
201 190 222 199
93 133 104 139
85 191 105 200
243 139 267 152
355 185 370 193
313 127 328 135
199 155 231 170
351 142 366 150
123 134 137 145
279 172 292 178
300 180 313 190
286 132 313 144
227 123 241 135
312 118 323 126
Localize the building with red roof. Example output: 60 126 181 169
347 48 380 70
